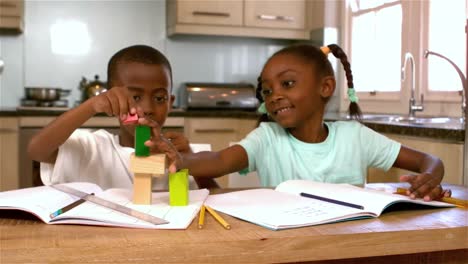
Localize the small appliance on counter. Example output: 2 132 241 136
179 82 258 110
79 75 107 102
17 87 71 110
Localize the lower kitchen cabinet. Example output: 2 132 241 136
368 134 464 185
0 117 19 191
184 117 258 187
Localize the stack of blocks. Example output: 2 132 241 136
127 117 189 206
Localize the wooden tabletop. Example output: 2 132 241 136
1 183 467 263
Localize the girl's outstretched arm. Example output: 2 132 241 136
139 117 249 177
181 145 249 178
392 145 450 201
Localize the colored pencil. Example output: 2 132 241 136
300 192 364 210
50 193 94 218
205 205 231 230
395 188 468 208
198 205 206 229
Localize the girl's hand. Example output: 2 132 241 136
400 174 452 201
136 113 182 173
89 86 137 120
162 131 192 154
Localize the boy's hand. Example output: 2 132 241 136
90 86 137 120
400 174 452 201
136 113 183 173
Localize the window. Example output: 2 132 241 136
349 0 402 93
345 0 467 115
426 0 466 93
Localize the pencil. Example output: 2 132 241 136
395 188 468 208
205 205 231 230
300 192 364 210
50 193 94 218
198 205 206 229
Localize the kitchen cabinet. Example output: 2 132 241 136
169 0 243 26
244 0 305 30
0 117 19 191
0 0 24 32
184 117 257 187
367 134 464 185
167 0 309 40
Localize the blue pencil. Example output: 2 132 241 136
50 193 94 218
300 192 364 210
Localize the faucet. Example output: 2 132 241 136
424 50 467 123
402 52 424 119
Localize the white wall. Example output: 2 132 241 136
0 0 288 108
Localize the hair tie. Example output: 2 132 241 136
320 46 331 56
347 88 359 103
257 102 268 114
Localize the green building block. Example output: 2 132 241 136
135 125 150 156
169 169 189 206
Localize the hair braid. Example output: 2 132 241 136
327 44 362 120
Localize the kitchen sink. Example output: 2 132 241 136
359 114 463 128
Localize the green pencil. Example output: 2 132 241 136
50 193 94 218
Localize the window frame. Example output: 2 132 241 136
342 0 465 116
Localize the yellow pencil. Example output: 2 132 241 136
198 205 206 229
395 188 468 208
205 205 231 230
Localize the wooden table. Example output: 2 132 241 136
1 184 467 263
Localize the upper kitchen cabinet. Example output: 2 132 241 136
0 0 24 33
244 0 305 30
167 0 309 40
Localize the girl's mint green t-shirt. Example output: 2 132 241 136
238 121 401 187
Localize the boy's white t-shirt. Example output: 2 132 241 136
238 121 401 187
40 129 198 190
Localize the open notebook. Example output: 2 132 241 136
205 180 455 230
0 182 209 229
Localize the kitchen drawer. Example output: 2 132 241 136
244 0 305 30
175 0 243 26
0 0 23 17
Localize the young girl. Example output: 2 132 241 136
142 44 450 201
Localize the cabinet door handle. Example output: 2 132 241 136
0 128 18 133
194 128 235 133
257 14 294 22
192 11 230 17
0 2 16 8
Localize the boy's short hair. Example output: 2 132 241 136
107 45 172 89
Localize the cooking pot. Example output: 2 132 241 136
25 87 71 101
79 75 107 101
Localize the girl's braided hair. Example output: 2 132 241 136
256 44 361 123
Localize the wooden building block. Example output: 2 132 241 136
133 173 152 205
135 125 150 156
169 169 189 206
130 153 167 175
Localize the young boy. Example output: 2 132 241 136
28 45 214 190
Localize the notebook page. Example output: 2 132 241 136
0 182 103 222
205 189 368 230
275 180 452 216
53 188 209 229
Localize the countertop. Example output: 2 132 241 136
0 107 465 142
